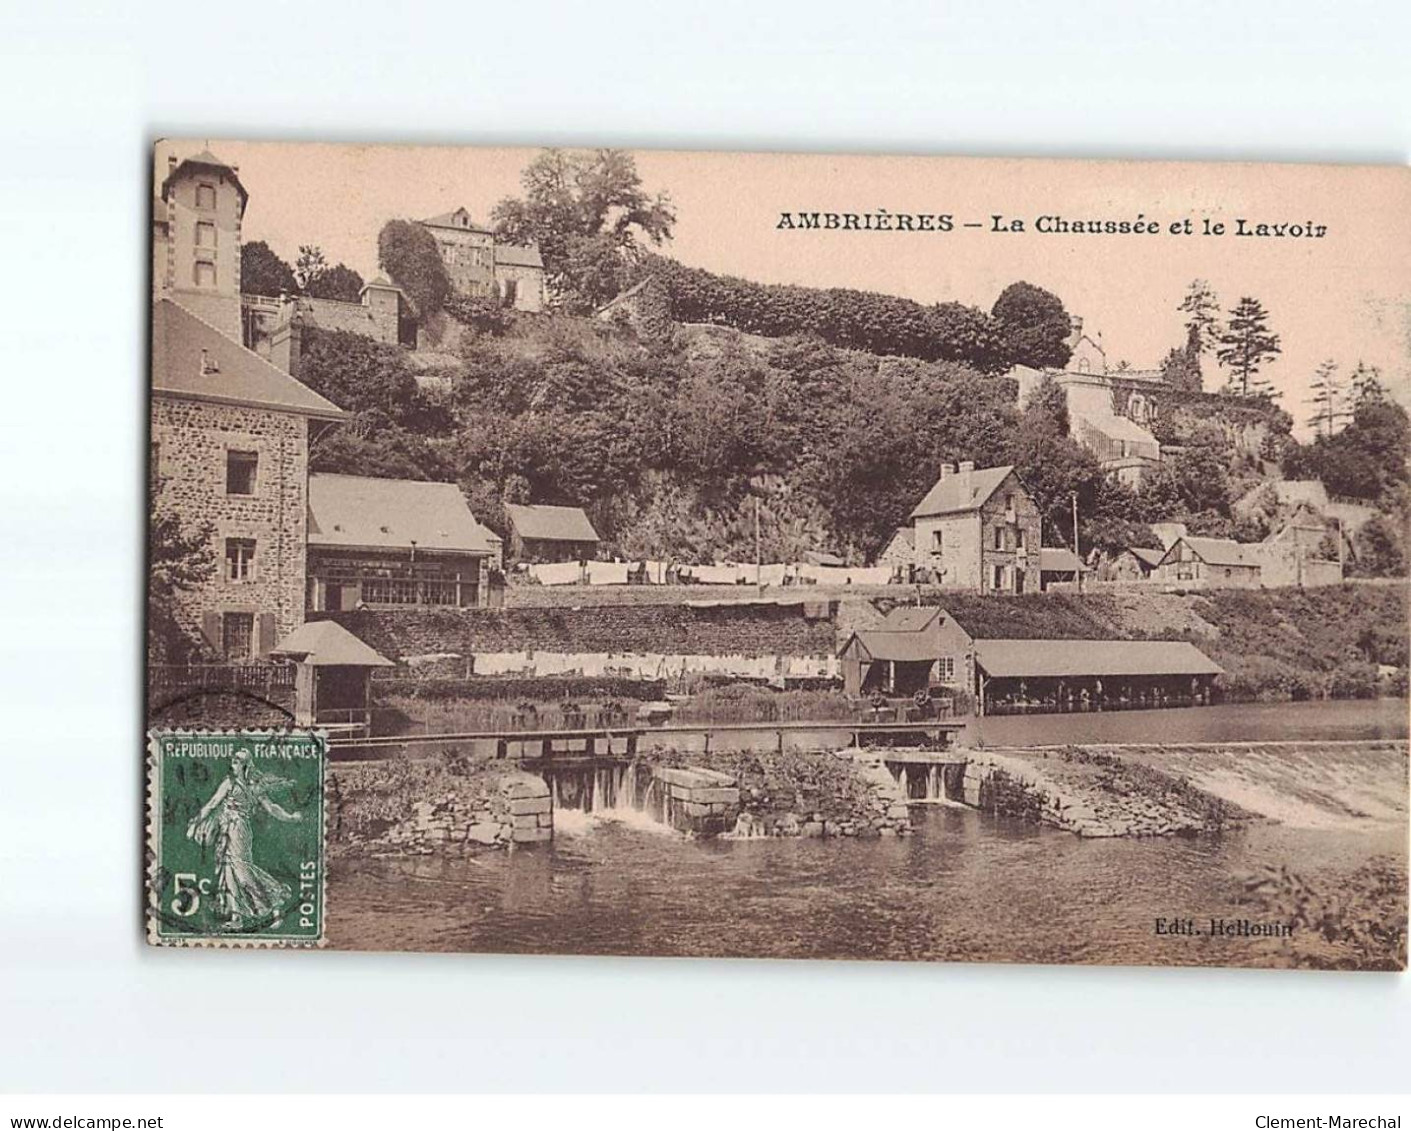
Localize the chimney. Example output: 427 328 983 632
167 155 178 176
938 463 956 481
958 460 976 488
1065 314 1083 350
270 315 303 379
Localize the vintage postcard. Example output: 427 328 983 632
146 140 1409 968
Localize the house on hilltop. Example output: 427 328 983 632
505 504 600 564
306 474 504 612
418 207 546 312
1011 315 1165 487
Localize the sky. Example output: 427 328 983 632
156 140 1410 435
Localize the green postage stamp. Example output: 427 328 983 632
147 730 327 946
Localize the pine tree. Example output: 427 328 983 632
1306 359 1348 438
1215 296 1282 398
1349 360 1387 405
1179 279 1220 350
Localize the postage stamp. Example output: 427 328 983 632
146 729 327 947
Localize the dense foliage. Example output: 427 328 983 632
492 149 676 313
295 312 1271 564
149 479 217 663
636 253 1018 373
377 220 451 316
239 240 296 296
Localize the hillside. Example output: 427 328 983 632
301 307 1317 568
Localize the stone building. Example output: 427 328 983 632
153 150 249 341
241 277 414 361
1153 536 1263 588
908 463 1043 594
306 474 503 612
151 297 345 660
418 207 546 312
1011 316 1165 487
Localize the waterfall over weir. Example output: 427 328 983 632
888 760 967 805
545 763 676 836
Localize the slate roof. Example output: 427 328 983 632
420 207 492 232
847 630 946 663
506 503 600 544
494 243 544 268
1079 414 1160 445
151 298 346 420
880 606 943 632
160 149 249 214
1039 548 1086 573
1172 536 1261 569
1128 546 1166 568
309 474 501 556
270 620 393 667
974 639 1222 679
910 465 1017 519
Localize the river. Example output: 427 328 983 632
327 700 1408 968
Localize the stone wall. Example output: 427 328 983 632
957 748 1248 838
312 603 838 662
330 762 552 854
151 396 309 655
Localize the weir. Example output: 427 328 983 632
541 761 742 837
883 751 969 803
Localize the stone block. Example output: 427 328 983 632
466 822 501 845
537 812 553 827
690 787 740 805
509 796 552 816
512 826 552 844
886 804 910 820
512 813 542 830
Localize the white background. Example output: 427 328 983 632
1 0 1408 1095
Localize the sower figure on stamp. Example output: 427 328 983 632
186 750 302 929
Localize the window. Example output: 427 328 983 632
196 183 216 209
225 538 256 582
195 220 216 248
935 656 956 684
222 612 254 662
1015 527 1025 550
993 525 1004 551
362 577 419 605
226 450 257 495
193 260 216 287
423 579 459 606
931 529 944 552
992 564 1006 591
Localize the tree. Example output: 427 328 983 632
148 481 216 663
294 245 329 291
990 281 1073 369
1350 360 1387 405
1306 359 1349 439
378 219 451 316
1215 296 1282 398
239 240 296 296
492 149 676 312
304 262 365 303
1178 279 1220 352
1159 332 1203 392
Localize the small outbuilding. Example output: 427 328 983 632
1038 547 1087 590
271 619 393 733
505 503 600 564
